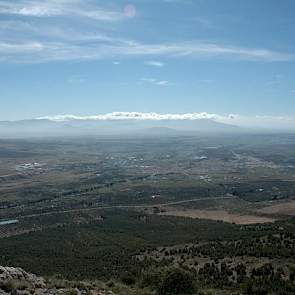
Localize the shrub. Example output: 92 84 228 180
157 268 197 295
121 273 136 286
65 289 79 295
0 279 31 292
140 268 164 289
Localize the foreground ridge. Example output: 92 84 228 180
0 266 114 295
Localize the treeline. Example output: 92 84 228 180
136 262 295 294
156 232 295 260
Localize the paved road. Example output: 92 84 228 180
18 196 237 219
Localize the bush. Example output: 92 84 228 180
106 280 115 288
140 268 164 289
121 273 136 286
0 279 31 292
65 289 79 295
157 268 197 295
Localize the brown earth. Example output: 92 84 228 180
160 209 276 224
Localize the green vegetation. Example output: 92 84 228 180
157 268 197 295
0 210 261 280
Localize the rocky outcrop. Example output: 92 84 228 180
0 266 114 295
0 266 44 294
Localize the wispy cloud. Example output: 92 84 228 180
36 112 295 130
140 78 156 83
0 0 128 21
1 38 294 64
0 41 44 53
156 80 169 86
145 60 165 67
140 78 171 86
0 1 294 64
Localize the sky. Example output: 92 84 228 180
0 0 295 128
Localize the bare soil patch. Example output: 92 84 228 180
160 209 276 224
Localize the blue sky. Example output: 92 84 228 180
0 0 295 125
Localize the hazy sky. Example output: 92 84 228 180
0 0 295 122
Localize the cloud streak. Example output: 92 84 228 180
140 78 171 86
0 1 294 64
145 60 165 67
0 0 127 21
0 41 44 53
37 112 222 122
1 39 294 63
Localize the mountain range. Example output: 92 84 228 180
0 117 242 138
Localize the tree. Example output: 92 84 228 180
158 268 197 295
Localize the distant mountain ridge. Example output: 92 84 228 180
0 117 241 138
